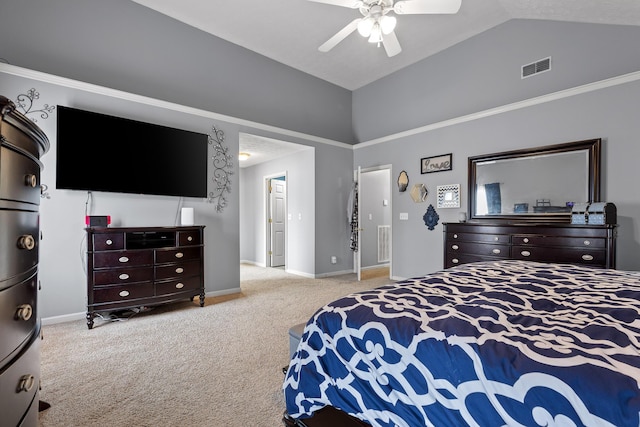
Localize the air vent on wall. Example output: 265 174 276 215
522 57 551 79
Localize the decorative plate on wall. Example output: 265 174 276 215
410 183 428 203
423 204 440 230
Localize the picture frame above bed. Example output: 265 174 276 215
468 138 601 222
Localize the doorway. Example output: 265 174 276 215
355 165 392 280
266 174 287 268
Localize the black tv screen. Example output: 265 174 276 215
56 106 208 198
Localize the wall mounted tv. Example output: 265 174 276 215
56 106 208 198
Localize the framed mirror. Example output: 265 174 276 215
468 139 601 222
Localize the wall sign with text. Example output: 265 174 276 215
421 153 452 174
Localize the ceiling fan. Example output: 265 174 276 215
310 0 462 57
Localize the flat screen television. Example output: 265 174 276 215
56 105 208 198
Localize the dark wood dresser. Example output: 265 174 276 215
0 96 49 426
443 222 616 269
86 225 205 329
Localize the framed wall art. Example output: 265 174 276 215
421 153 452 174
437 184 461 208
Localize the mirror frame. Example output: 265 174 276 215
468 138 601 223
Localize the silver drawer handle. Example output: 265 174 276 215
175 252 184 259
175 267 184 274
451 245 459 250
452 258 459 264
582 254 594 261
119 256 129 263
119 290 130 297
119 273 130 280
18 374 36 393
453 234 458 239
523 238 529 243
15 304 33 321
106 239 113 245
17 234 36 250
521 250 531 257
583 240 591 246
494 237 499 241
25 174 37 188
187 236 193 241
492 249 501 254
175 283 184 289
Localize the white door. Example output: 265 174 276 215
269 178 286 267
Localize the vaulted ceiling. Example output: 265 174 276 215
131 0 640 91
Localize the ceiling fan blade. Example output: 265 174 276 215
308 0 363 9
319 18 362 52
394 0 462 14
382 31 402 57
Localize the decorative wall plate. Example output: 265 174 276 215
397 170 409 192
410 183 428 203
423 204 440 230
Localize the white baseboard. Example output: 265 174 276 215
42 312 86 325
41 288 242 326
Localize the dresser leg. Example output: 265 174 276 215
86 312 94 329
199 292 205 307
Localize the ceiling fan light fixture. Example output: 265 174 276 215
379 15 396 34
357 17 375 37
367 22 383 43
238 152 251 161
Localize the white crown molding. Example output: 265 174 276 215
0 63 352 149
355 69 640 149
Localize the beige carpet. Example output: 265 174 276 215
38 264 392 427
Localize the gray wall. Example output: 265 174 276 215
2 2 640 320
0 0 354 143
353 20 640 275
353 19 640 142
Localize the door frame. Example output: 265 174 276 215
354 164 393 280
264 171 288 268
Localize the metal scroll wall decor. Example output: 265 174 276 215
207 125 233 212
15 88 55 123
14 88 54 199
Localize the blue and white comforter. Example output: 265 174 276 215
283 261 640 426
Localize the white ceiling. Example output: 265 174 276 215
130 0 640 163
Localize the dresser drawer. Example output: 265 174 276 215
0 275 38 365
512 246 606 266
17 394 38 427
93 250 153 269
0 146 41 206
445 253 503 268
178 230 202 246
93 266 153 286
447 241 510 258
156 260 201 280
0 330 40 427
447 232 509 244
512 235 605 249
156 275 202 295
92 232 125 251
0 210 39 282
156 246 201 263
92 282 154 304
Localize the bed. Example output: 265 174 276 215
283 260 640 426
